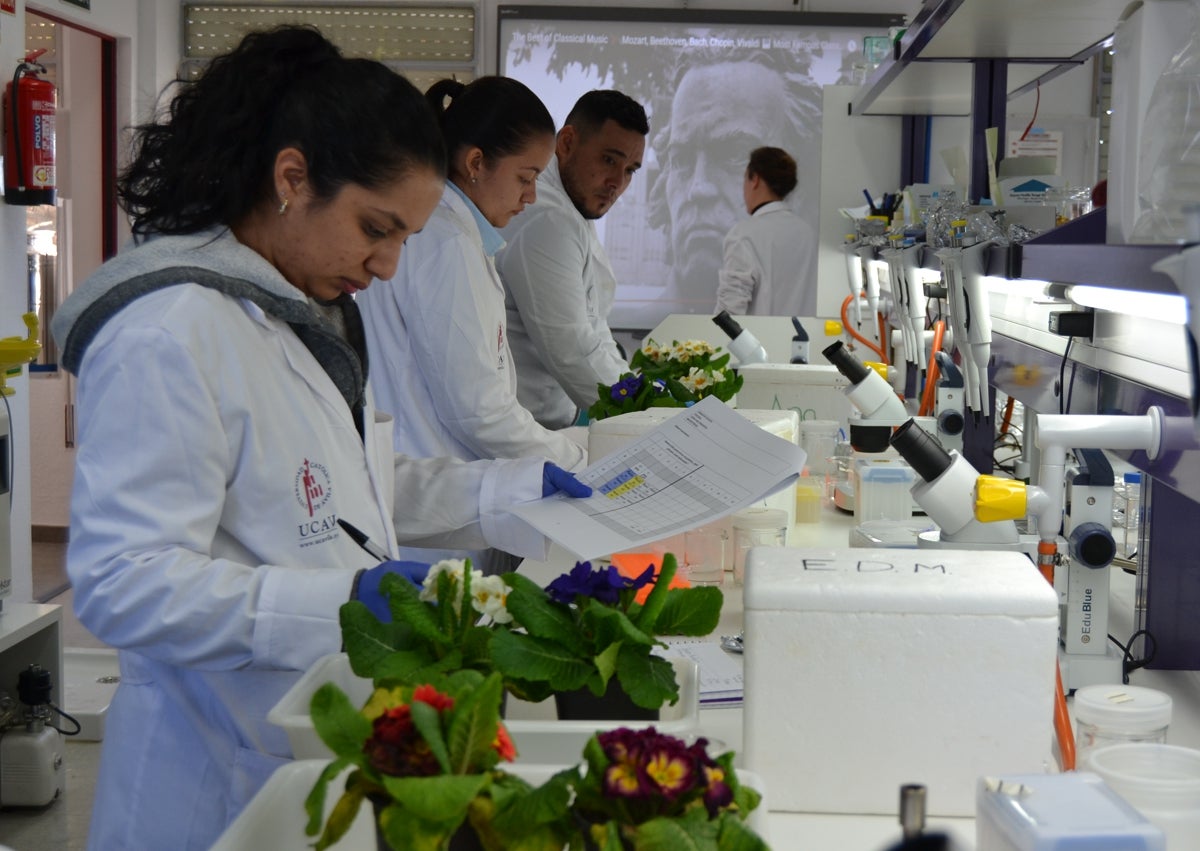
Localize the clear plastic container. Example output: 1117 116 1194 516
1075 684 1172 766
794 475 823 523
1124 471 1143 559
1084 743 1200 848
853 458 916 521
731 507 788 585
683 522 728 587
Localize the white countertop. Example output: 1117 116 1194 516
519 501 1200 851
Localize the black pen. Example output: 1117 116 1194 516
337 518 389 562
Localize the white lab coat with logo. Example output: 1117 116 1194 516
497 158 630 429
50 228 548 851
715 200 818 318
360 185 585 473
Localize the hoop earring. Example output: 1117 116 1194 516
278 197 289 216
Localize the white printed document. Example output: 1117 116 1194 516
665 638 744 707
511 396 806 560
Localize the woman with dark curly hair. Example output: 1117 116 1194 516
51 26 587 850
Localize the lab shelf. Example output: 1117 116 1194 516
1012 208 1191 294
851 0 1131 116
0 602 63 708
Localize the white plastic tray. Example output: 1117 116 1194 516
268 652 701 765
62 648 120 741
212 759 768 851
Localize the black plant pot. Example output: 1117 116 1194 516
553 679 660 722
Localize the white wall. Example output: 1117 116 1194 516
6 0 179 602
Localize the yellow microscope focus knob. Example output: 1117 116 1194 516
975 475 1027 522
863 361 888 380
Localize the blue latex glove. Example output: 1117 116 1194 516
353 560 431 623
542 462 593 498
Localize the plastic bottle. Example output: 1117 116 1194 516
1124 471 1143 559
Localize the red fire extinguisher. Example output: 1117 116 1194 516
3 49 55 206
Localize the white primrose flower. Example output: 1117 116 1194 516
681 367 716 393
418 558 490 616
685 339 714 357
470 574 512 624
640 340 667 362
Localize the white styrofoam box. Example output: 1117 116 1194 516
62 648 120 741
742 547 1059 817
268 653 700 765
734 363 853 433
212 759 770 850
588 406 800 528
976 772 1165 851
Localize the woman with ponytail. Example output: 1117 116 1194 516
50 28 588 850
359 75 586 575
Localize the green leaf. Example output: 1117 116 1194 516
377 800 460 851
303 757 353 836
582 602 655 651
502 574 586 652
370 649 443 682
309 682 373 760
502 675 554 705
614 648 679 710
633 553 679 634
381 773 488 822
491 768 573 833
437 568 457 639
310 774 366 851
716 814 771 851
378 572 451 649
592 641 621 689
490 629 594 691
633 809 719 850
409 699 452 775
446 672 503 774
340 601 413 677
653 586 724 636
590 820 629 851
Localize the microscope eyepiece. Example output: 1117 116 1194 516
822 340 872 385
712 310 744 340
890 419 953 483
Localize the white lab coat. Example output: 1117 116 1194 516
360 185 585 472
51 229 547 851
497 158 630 429
715 201 818 317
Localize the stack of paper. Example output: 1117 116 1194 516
664 638 744 708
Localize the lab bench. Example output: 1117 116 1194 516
519 498 1200 850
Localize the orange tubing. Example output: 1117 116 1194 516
1037 539 1076 771
1055 663 1077 771
999 395 1016 435
840 294 887 363
917 320 946 417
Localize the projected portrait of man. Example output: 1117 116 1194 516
647 50 820 314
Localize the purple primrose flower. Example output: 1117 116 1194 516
610 374 644 402
546 561 655 605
